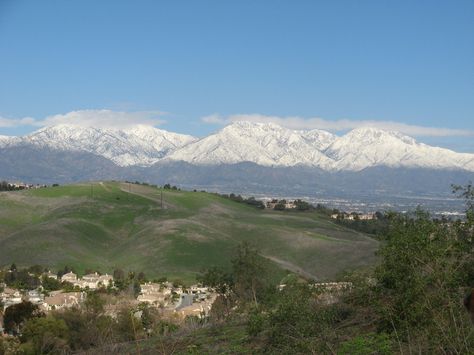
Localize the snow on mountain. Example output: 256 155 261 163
301 129 337 151
1 122 473 171
325 127 474 171
166 121 337 167
124 125 196 149
0 135 11 146
12 124 197 167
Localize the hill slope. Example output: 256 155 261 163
0 182 378 282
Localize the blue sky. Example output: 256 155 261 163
0 0 473 151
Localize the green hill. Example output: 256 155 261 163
0 182 378 282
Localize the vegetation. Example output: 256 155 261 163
0 181 378 283
109 182 474 354
218 192 265 209
335 211 391 237
3 181 473 353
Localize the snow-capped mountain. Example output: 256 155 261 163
166 121 336 167
1 121 473 172
167 122 474 172
0 124 196 167
325 127 474 171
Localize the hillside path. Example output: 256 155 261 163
262 254 319 281
119 183 174 209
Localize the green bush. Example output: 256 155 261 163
338 333 393 355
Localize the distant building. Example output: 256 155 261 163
175 294 194 311
137 282 172 306
0 287 22 310
61 271 113 290
26 289 44 305
81 272 113 289
42 291 85 311
61 272 77 283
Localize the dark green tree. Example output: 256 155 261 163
3 301 43 335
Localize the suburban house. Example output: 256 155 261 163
61 271 113 290
0 287 22 310
137 282 172 306
42 291 85 311
26 289 44 305
61 272 78 283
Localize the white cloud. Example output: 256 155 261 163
0 116 36 128
0 109 166 129
201 114 227 125
201 113 474 137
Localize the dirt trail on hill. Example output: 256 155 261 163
119 183 174 209
99 182 111 192
262 255 319 281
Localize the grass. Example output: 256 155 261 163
0 182 379 283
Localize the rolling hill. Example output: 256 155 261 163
0 182 378 282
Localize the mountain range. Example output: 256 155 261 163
1 121 473 211
1 121 473 171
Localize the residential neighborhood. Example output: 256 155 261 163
0 267 217 336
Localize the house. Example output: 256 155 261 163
173 292 217 319
26 289 44 305
61 272 77 283
81 272 112 289
189 285 209 301
42 291 85 311
137 282 171 306
140 282 162 295
1 287 22 310
98 274 113 288
61 272 113 290
175 294 194 311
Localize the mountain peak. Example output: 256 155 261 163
343 127 417 145
223 120 284 132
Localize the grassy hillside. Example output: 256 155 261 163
0 182 378 283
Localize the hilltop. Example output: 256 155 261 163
0 182 378 282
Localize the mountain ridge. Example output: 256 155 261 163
1 121 473 172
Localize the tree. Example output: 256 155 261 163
84 292 105 315
197 266 233 294
4 269 40 290
137 272 146 283
273 202 286 211
231 242 267 306
41 275 62 292
28 264 44 276
3 301 43 334
266 282 351 353
113 268 125 281
371 204 474 351
22 316 70 354
294 199 313 211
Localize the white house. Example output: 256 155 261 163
61 272 77 283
